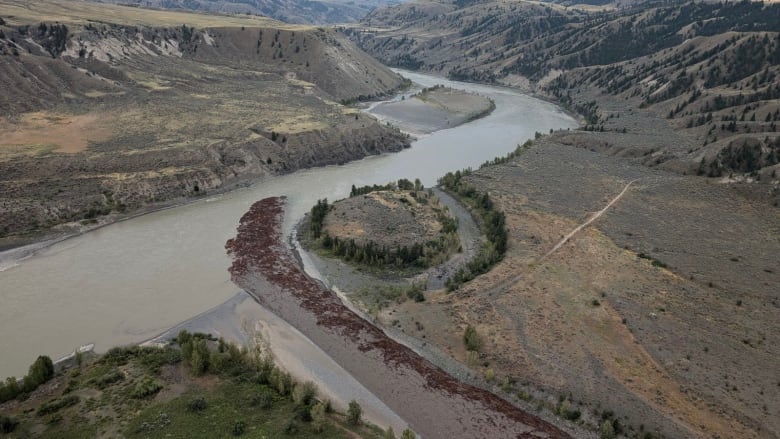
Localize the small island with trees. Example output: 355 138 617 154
305 178 461 274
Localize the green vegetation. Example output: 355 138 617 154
479 140 532 169
310 198 330 239
0 355 55 403
463 325 482 352
349 178 423 198
557 399 581 422
439 169 508 291
310 181 460 271
0 331 387 438
321 234 430 268
638 253 668 269
0 415 18 434
36 395 80 416
347 400 362 425
357 282 427 314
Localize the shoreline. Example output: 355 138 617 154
0 71 569 258
390 67 586 127
138 290 409 432
225 196 573 439
370 87 496 135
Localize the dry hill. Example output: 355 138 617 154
0 0 410 246
347 0 780 203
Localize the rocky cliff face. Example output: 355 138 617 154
0 0 410 242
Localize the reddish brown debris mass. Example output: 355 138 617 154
226 197 571 439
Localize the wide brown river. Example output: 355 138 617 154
0 70 576 379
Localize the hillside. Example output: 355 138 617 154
347 0 780 203
0 0 410 245
0 332 395 438
89 0 402 24
336 1 780 437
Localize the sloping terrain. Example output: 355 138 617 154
89 0 401 24
341 1 780 437
347 0 780 201
0 0 410 245
384 133 780 439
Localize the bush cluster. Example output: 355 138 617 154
0 355 55 403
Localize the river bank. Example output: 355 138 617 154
0 69 576 380
370 86 496 135
141 290 408 432
226 196 574 439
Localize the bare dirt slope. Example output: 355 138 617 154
0 0 410 245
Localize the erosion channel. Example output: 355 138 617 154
0 70 576 433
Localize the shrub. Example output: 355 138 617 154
292 381 317 407
600 420 616 439
463 325 482 352
558 399 581 421
401 429 416 439
284 419 299 435
37 395 80 416
0 377 21 403
232 420 246 436
92 369 124 389
131 376 162 399
190 339 210 375
294 404 312 422
0 415 19 433
347 400 362 425
28 356 55 388
187 396 208 412
251 389 275 409
311 402 327 432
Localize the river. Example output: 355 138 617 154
0 70 576 379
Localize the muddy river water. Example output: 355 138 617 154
0 71 576 383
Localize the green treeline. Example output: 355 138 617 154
320 231 459 269
309 198 329 239
311 178 456 270
350 178 423 197
439 169 508 291
0 355 55 403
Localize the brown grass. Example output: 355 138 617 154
0 112 113 155
0 0 306 30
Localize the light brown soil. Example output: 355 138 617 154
322 190 446 250
385 134 779 438
0 112 112 155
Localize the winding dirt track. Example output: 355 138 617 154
543 179 638 260
226 197 571 439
